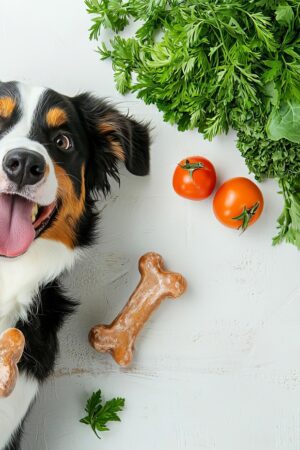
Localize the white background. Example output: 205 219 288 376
1 1 300 449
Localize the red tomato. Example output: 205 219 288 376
213 177 264 231
173 156 217 200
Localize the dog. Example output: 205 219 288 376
0 81 150 450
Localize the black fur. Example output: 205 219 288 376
73 93 150 196
4 421 24 450
16 280 77 381
4 280 77 450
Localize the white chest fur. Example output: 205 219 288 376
0 373 38 450
0 238 76 334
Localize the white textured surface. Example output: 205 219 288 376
0 1 300 449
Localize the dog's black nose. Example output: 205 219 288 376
2 149 46 188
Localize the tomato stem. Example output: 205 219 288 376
232 202 260 232
178 159 204 178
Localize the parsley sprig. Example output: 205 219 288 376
86 0 300 248
80 390 125 439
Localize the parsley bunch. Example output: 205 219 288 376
86 0 300 248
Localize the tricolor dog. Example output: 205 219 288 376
0 81 150 450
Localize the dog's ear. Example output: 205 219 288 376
72 93 150 195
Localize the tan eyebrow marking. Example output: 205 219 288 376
46 107 68 128
0 97 16 119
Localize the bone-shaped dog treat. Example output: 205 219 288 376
89 252 187 366
0 328 25 398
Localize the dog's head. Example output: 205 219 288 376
0 81 150 258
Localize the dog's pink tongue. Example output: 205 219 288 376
0 194 35 257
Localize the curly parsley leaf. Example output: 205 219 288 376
80 390 125 439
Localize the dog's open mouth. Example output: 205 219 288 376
0 193 56 257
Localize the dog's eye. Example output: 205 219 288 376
54 134 72 151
